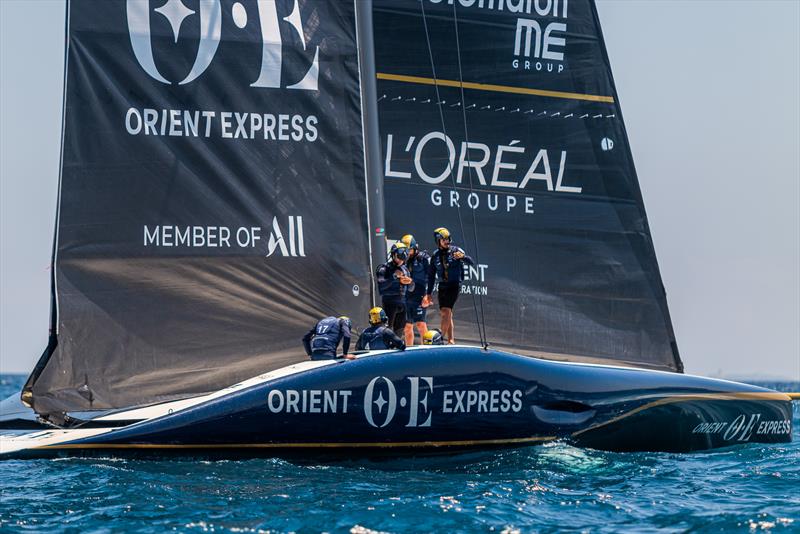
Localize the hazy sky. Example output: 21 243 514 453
1 0 798 379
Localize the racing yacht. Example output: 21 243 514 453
1 0 793 457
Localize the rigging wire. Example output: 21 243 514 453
449 1 489 349
418 0 487 350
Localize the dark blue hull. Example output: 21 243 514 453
7 347 794 456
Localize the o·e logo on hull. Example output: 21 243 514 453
362 376 435 428
363 377 397 428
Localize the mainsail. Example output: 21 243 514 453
374 0 682 371
26 0 372 415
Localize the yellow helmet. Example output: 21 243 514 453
338 316 352 329
434 227 450 242
422 329 444 345
368 307 388 325
401 234 418 250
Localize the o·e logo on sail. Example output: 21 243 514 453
127 0 320 90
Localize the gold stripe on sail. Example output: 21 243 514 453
376 73 615 103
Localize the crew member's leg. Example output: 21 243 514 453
392 303 407 337
404 323 414 346
415 321 428 341
413 303 428 342
405 301 426 345
384 300 406 337
440 307 453 343
404 303 417 345
437 284 460 343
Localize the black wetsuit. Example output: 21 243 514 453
376 260 415 335
427 245 474 308
405 250 431 323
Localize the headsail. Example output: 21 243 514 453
374 0 682 371
27 0 371 416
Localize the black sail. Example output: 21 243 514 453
374 0 682 372
28 0 371 415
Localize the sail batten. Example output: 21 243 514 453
376 73 616 103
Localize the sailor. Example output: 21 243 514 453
302 315 355 361
422 329 445 345
422 227 474 344
400 234 431 346
376 241 414 336
355 307 407 351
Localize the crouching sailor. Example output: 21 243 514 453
356 307 406 351
422 329 445 345
302 315 355 361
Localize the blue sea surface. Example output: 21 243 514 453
1 374 798 533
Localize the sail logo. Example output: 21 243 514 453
511 1 568 74
267 216 306 257
461 263 489 296
142 216 306 254
384 131 582 215
127 0 319 90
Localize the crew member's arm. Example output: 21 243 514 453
426 254 437 295
340 320 354 360
403 266 415 293
376 264 395 295
422 256 436 306
422 254 431 273
453 246 474 266
302 329 314 356
385 329 406 351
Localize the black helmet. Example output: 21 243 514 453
390 241 409 261
338 316 352 329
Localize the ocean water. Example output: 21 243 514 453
1 375 798 533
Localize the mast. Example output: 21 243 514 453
355 0 387 306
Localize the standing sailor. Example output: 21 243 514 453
376 242 414 336
356 307 406 351
401 234 430 346
302 316 355 360
422 227 474 344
